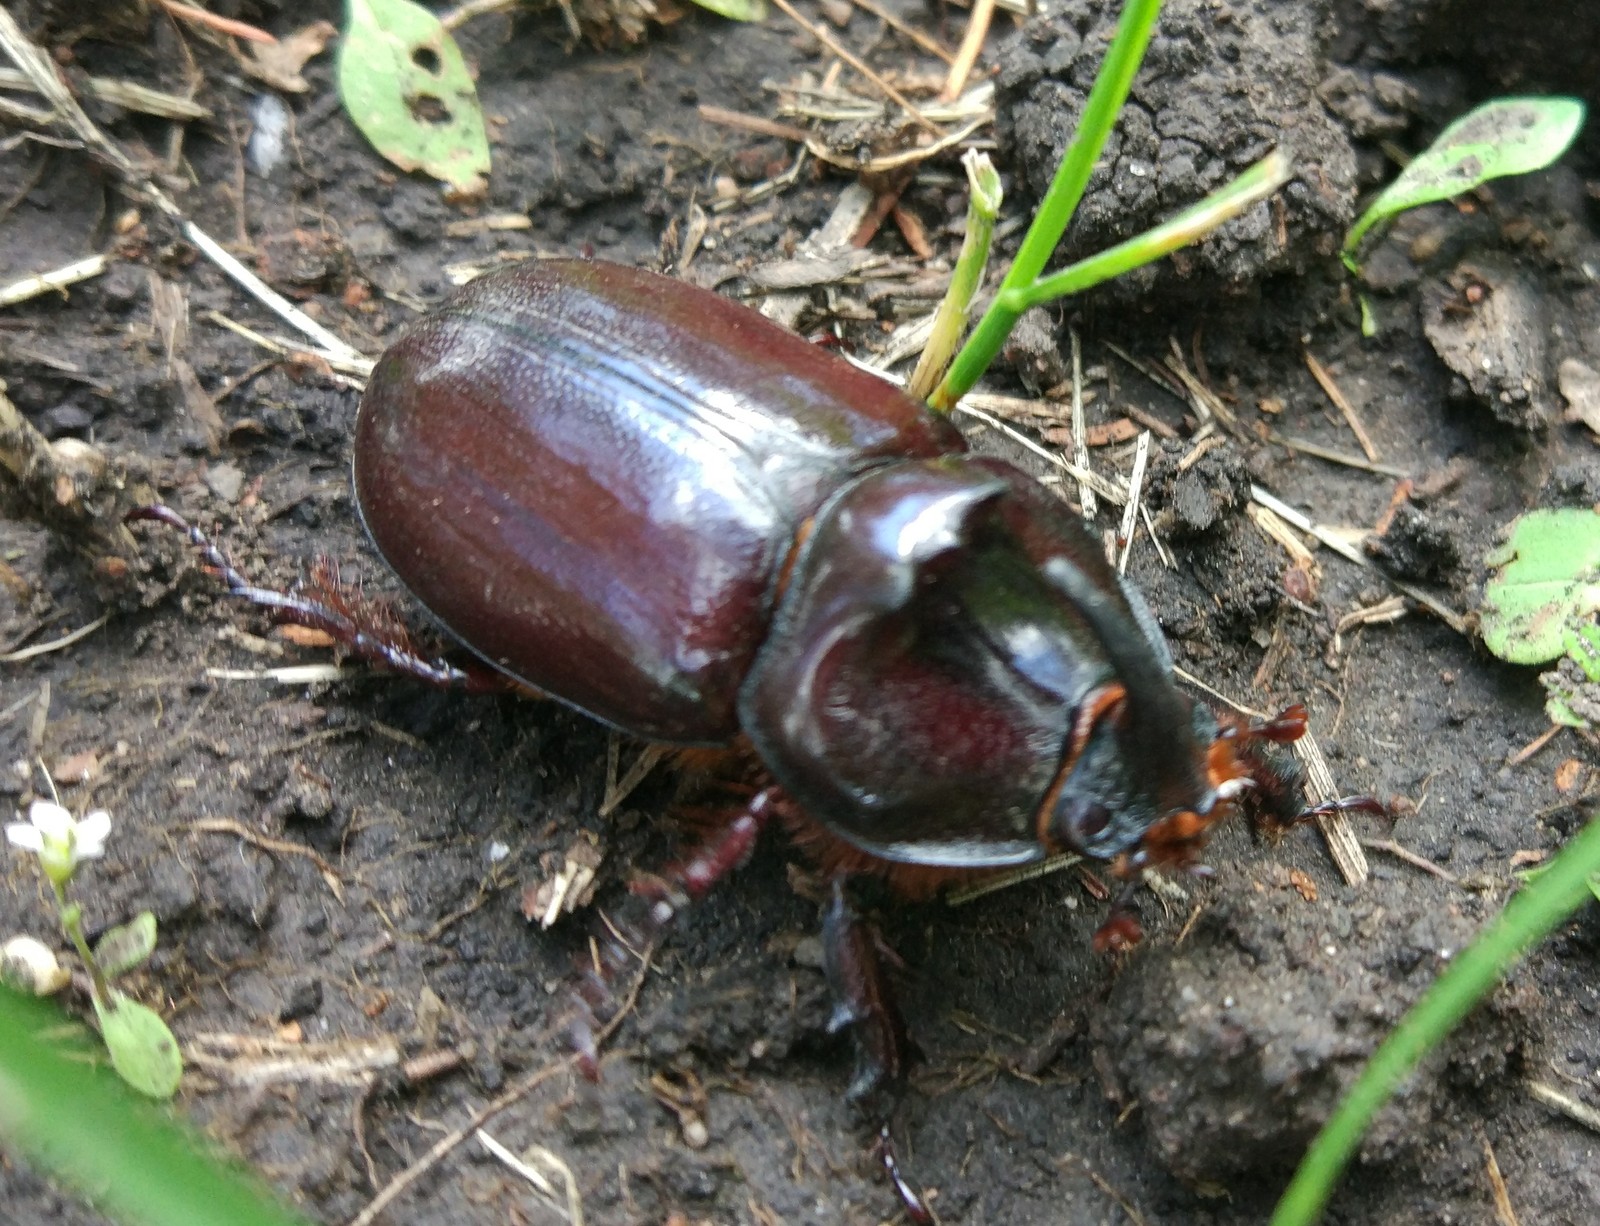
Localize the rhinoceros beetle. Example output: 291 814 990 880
132 259 1375 1203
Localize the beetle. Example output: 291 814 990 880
134 258 1374 1114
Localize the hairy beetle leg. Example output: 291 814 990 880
569 789 778 1079
127 505 505 691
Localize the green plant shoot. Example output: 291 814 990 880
929 0 1289 411
1273 815 1600 1226
6 801 182 1099
1481 507 1600 665
1342 96 1586 274
0 986 314 1226
340 0 491 196
908 150 1002 401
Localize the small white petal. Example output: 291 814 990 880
75 810 112 854
5 823 44 852
27 801 75 842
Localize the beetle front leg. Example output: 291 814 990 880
570 788 778 1077
821 876 908 1104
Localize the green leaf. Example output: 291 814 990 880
686 0 767 19
0 987 312 1226
1542 622 1600 729
94 911 158 980
339 0 490 197
98 994 183 1099
1345 96 1586 260
1481 508 1600 665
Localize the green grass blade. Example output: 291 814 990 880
934 0 1163 409
1272 815 1600 1226
1013 151 1290 311
0 987 312 1226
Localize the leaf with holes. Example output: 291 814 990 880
1481 508 1600 665
97 993 183 1099
338 0 489 197
1344 96 1585 268
93 911 158 979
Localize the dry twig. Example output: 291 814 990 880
1305 350 1379 462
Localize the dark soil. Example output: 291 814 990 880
3 1 1599 1224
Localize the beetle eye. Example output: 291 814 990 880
1053 796 1112 854
1071 799 1111 840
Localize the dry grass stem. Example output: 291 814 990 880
696 104 813 144
1335 596 1408 635
156 0 276 42
0 253 107 308
347 945 653 1226
183 817 345 900
1246 502 1316 571
1360 838 1459 885
946 852 1085 906
1268 431 1408 478
0 614 110 664
1118 430 1152 574
955 401 1128 506
769 0 939 134
1305 349 1380 462
0 8 364 369
942 0 996 100
205 664 350 684
848 0 957 64
1506 724 1562 768
806 115 991 173
0 67 209 120
202 310 372 381
1293 731 1369 886
1140 503 1174 568
1528 1080 1600 1135
477 1131 583 1225
601 743 667 817
1070 328 1097 518
1482 1135 1521 1226
187 1033 403 1088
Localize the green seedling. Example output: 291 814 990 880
1342 96 1586 277
1482 507 1600 728
1482 507 1600 664
929 0 1290 410
5 800 182 1099
339 0 491 196
0 986 313 1226
1274 815 1600 1225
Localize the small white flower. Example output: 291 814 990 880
6 800 112 885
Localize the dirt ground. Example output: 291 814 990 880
3 0 1599 1223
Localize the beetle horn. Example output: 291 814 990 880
1040 557 1211 812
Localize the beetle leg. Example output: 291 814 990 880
873 1122 934 1225
127 504 505 691
821 877 909 1104
569 788 778 1079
